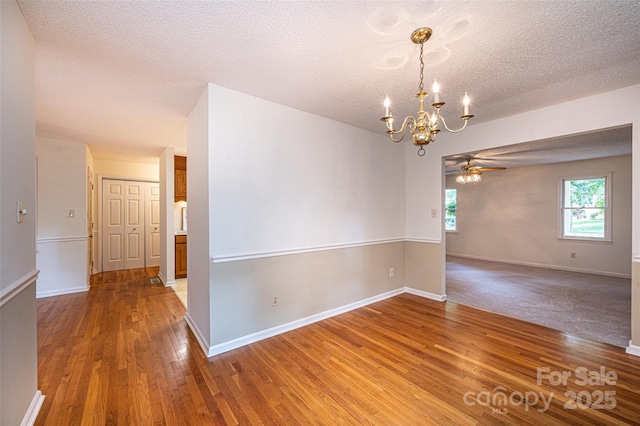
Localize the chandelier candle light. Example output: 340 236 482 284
381 27 473 156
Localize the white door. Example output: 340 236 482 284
124 182 145 269
102 180 155 272
103 180 125 272
145 183 160 267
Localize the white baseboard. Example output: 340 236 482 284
157 272 175 287
405 287 447 302
206 287 405 357
184 312 211 357
626 341 640 357
21 390 45 426
448 253 631 279
36 284 89 299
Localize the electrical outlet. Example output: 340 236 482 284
272 296 278 307
570 252 577 259
389 268 395 277
430 209 437 218
66 209 75 218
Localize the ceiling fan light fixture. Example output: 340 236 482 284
380 27 474 157
454 158 505 184
456 172 482 184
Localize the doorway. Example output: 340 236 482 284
442 127 632 347
102 179 160 272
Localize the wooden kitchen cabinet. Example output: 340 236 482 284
175 234 187 278
174 155 187 202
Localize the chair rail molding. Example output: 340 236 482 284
0 269 39 307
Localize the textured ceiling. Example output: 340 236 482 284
16 0 640 162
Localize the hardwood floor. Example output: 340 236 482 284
36 268 640 425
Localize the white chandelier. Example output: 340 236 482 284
380 27 474 156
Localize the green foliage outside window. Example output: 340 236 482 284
445 189 457 231
562 177 606 238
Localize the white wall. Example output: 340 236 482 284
36 137 92 297
187 84 405 354
0 1 42 423
208 87 405 256
404 84 640 348
36 138 87 238
94 157 159 181
158 148 175 286
185 86 211 352
446 155 632 277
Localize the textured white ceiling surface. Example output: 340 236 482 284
16 0 640 161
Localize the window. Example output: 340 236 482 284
445 188 457 231
559 174 611 241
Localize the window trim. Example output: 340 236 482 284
557 173 612 242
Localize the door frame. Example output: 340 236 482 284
87 167 94 278
96 174 159 273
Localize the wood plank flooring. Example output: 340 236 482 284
36 268 640 425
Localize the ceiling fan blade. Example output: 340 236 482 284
476 167 507 171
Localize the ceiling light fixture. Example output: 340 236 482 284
456 168 482 184
380 27 474 156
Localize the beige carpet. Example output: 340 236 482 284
446 256 631 347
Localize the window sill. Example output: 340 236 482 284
558 236 612 244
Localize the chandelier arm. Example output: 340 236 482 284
386 116 417 143
388 132 407 143
438 115 470 133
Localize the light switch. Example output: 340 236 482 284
16 202 27 223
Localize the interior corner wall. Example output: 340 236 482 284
159 148 175 286
185 84 212 353
206 84 405 351
36 137 91 297
404 84 640 349
446 155 632 277
405 240 444 297
0 1 41 424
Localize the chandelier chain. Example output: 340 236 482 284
418 42 424 93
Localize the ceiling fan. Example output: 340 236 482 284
456 159 506 184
